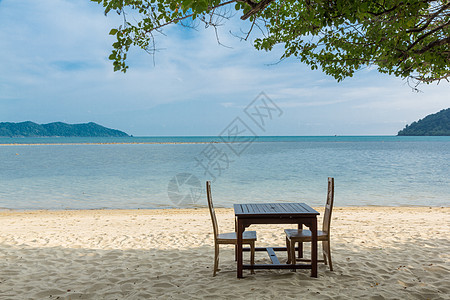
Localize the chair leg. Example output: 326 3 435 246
290 239 296 272
213 243 219 276
250 242 255 274
285 236 291 264
323 239 333 271
298 241 303 259
322 241 328 266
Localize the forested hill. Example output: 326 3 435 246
0 122 130 137
398 108 450 136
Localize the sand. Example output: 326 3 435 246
0 206 448 299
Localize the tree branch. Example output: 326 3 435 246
146 0 237 33
406 2 450 33
240 0 275 20
241 0 258 9
407 19 450 52
414 35 450 54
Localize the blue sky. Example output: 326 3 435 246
0 0 449 136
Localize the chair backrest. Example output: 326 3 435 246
206 181 219 240
322 177 334 233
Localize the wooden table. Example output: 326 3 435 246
234 203 319 278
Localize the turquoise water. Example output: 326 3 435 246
0 136 448 209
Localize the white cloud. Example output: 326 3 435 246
0 0 448 135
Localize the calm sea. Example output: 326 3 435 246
0 136 448 210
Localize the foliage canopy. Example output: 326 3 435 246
92 0 450 84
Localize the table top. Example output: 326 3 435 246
234 203 319 217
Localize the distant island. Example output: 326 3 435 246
0 121 130 137
398 108 450 136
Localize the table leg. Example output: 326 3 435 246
311 217 318 277
297 223 303 258
237 218 244 278
234 217 237 261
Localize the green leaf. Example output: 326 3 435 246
94 0 450 83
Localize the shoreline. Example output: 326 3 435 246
0 204 448 213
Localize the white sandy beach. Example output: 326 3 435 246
0 207 449 299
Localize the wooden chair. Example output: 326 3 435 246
285 177 335 271
206 181 257 276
